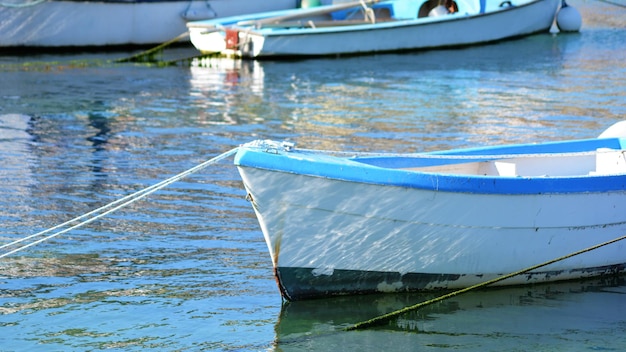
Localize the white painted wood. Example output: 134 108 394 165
239 166 626 275
0 0 296 48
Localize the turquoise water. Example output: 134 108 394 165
1 1 626 350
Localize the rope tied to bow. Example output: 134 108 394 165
0 147 238 259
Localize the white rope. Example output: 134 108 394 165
358 0 376 23
0 147 239 259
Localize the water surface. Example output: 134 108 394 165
1 1 626 350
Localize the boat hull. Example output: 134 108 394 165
0 0 296 49
235 139 626 300
275 265 625 300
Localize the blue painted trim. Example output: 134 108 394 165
234 138 626 195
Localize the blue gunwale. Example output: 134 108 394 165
234 138 626 195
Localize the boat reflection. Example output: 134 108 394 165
0 114 36 235
274 277 626 349
187 33 581 152
190 33 567 91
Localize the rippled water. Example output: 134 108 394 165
1 0 626 350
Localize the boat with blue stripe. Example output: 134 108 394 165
235 121 626 300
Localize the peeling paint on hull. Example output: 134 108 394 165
276 264 626 301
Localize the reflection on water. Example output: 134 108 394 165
276 278 626 350
189 29 621 152
0 114 37 236
0 2 625 349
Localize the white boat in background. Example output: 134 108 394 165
0 0 297 50
235 121 626 300
187 0 566 58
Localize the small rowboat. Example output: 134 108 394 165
235 121 626 300
187 0 569 58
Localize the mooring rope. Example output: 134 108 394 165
115 32 191 64
6 31 198 70
0 147 239 259
345 233 626 331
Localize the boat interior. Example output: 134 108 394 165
407 149 626 177
351 140 626 177
242 0 486 30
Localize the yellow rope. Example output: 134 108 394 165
345 233 626 331
115 32 190 64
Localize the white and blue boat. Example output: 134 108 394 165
187 0 576 58
235 122 626 300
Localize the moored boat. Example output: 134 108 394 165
0 0 296 50
187 0 566 58
235 121 626 300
